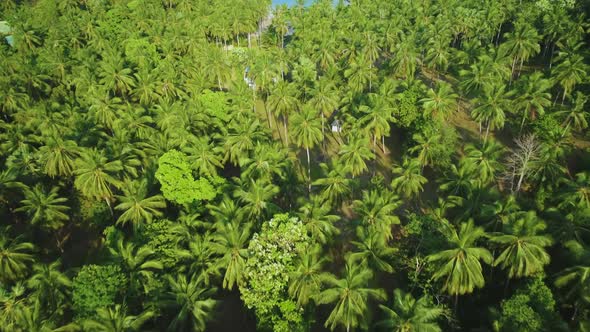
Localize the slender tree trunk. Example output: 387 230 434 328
382 135 386 154
484 121 491 142
562 87 567 105
549 43 555 69
518 57 524 77
495 23 502 46
306 147 311 193
283 117 289 146
515 163 528 194
519 106 529 134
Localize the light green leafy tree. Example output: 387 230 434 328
240 214 309 332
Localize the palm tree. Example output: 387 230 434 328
391 158 428 200
222 120 266 166
308 78 339 139
240 142 289 183
109 238 163 294
353 189 400 241
233 179 279 220
501 21 541 76
82 305 154 332
555 241 590 320
267 81 299 145
344 54 376 93
471 83 513 141
378 289 445 332
359 97 392 155
421 82 458 121
288 245 328 307
316 258 386 332
339 136 373 178
37 138 79 178
312 162 352 206
559 172 590 210
74 149 123 205
350 227 397 273
427 220 492 302
210 220 252 290
490 211 552 279
297 195 340 245
26 260 71 314
115 180 166 232
0 228 35 283
552 53 587 104
555 92 588 132
290 106 323 190
409 132 442 171
164 273 217 332
464 140 505 184
514 72 552 132
182 137 224 178
439 160 478 197
16 184 69 230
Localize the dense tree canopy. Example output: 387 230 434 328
0 0 589 331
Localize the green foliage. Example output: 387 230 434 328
498 278 565 332
240 214 309 332
155 150 216 205
72 265 127 319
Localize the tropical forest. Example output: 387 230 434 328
0 0 589 331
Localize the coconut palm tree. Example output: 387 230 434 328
501 21 541 76
82 305 154 332
308 78 339 139
210 219 252 290
233 178 279 220
312 162 352 206
552 53 587 104
427 220 493 301
514 72 552 132
490 211 552 279
391 158 428 200
16 184 69 230
359 97 392 155
471 83 513 141
439 159 478 197
350 227 397 273
164 273 217 332
37 138 79 178
409 132 443 171
0 228 35 283
222 120 266 166
290 106 323 189
267 81 299 145
316 257 386 332
182 137 224 178
555 92 588 133
109 238 163 294
555 241 590 320
559 172 590 211
115 180 166 232
297 195 340 245
464 140 505 184
378 289 445 332
288 245 329 307
339 135 373 178
26 260 71 314
353 189 400 241
74 149 123 205
421 82 458 121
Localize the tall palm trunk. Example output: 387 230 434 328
283 116 289 146
306 147 311 193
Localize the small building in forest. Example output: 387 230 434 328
0 21 14 47
331 119 342 133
